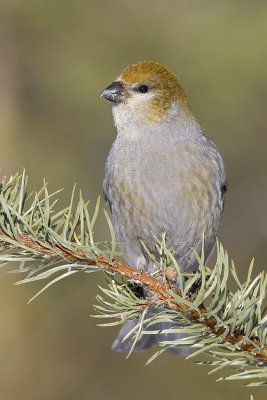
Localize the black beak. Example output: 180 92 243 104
100 81 125 104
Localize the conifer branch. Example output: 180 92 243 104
0 172 266 387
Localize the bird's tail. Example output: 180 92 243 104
112 310 191 356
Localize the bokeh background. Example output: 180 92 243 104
0 1 267 399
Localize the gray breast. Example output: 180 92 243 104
103 134 226 273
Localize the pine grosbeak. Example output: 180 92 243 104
101 61 226 354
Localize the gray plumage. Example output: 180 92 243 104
101 61 226 354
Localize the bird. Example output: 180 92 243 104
100 61 226 354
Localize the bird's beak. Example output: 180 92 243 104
100 81 125 104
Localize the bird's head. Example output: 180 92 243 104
101 61 194 133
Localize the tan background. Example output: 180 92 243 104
0 1 267 399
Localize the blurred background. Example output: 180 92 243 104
0 1 266 399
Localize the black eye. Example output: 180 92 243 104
138 85 149 93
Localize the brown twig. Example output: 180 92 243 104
0 228 266 361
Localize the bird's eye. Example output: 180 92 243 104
138 85 149 93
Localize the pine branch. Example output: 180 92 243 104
0 172 266 387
